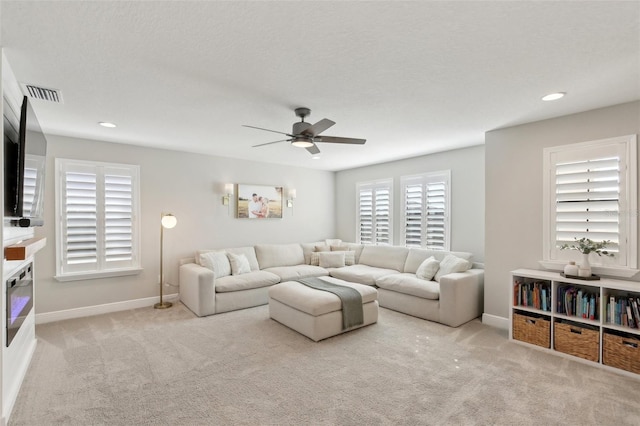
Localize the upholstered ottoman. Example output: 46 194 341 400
268 276 378 341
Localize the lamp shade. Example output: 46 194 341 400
161 214 177 229
224 183 234 194
289 189 297 199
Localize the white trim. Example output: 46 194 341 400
54 267 143 282
537 260 639 278
35 293 179 324
482 313 509 330
542 134 637 269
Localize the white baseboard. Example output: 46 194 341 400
482 313 509 330
35 293 179 325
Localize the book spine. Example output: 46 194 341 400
589 295 595 320
632 298 640 328
610 296 616 324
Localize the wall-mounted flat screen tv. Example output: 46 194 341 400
3 95 47 227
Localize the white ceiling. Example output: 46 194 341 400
2 1 639 171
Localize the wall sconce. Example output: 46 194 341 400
287 188 297 208
222 183 234 206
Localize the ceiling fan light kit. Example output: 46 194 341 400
244 107 366 156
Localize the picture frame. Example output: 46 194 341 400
236 184 283 219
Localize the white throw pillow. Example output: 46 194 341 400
199 251 231 279
416 256 440 281
314 244 331 252
318 251 346 268
310 252 321 266
226 252 251 275
325 238 342 246
312 251 354 266
434 254 472 282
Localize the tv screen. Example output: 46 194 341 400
3 95 47 226
3 96 23 218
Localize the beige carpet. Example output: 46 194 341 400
9 303 640 425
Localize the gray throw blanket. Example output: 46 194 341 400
296 277 364 330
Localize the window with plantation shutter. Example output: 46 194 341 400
543 135 637 272
55 159 141 281
401 171 450 250
357 179 392 245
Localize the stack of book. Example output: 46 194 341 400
556 285 599 320
513 280 551 312
606 296 640 328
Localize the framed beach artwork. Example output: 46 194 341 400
236 184 283 219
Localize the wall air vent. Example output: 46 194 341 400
20 83 64 104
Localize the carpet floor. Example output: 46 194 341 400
8 303 640 425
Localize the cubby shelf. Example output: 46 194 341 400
510 269 640 378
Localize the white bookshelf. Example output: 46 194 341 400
510 269 640 379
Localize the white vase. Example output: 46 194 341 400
578 253 591 277
564 261 578 276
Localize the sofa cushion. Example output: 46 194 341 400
310 251 355 266
376 273 440 300
358 245 409 272
227 253 251 275
301 242 325 264
416 256 440 281
225 246 260 271
199 251 231 278
434 254 473 282
263 265 329 282
403 248 473 274
269 277 377 316
344 243 364 263
255 244 305 269
215 270 281 293
329 264 400 286
319 251 345 268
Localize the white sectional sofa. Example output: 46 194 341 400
179 241 484 327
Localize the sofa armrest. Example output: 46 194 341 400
437 269 484 327
179 263 216 317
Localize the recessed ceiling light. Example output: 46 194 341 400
311 155 321 160
542 92 566 101
99 121 117 128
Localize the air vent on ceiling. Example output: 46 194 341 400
20 83 64 104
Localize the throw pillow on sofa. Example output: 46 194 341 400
416 256 440 281
434 254 472 282
330 245 349 252
226 252 251 275
318 251 346 268
199 251 231 279
310 251 355 266
314 244 331 252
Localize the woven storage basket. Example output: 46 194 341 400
553 321 599 362
603 333 640 374
512 312 550 348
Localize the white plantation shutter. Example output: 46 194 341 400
21 167 37 217
401 171 450 250
555 158 620 250
544 135 637 269
357 179 393 245
56 159 140 278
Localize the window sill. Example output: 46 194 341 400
538 260 639 279
55 268 143 282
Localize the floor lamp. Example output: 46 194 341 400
155 213 177 309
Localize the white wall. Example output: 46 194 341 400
334 145 485 260
484 101 640 320
33 134 335 314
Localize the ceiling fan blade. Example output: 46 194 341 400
252 139 291 148
243 125 293 137
315 136 366 145
301 119 335 137
305 144 321 155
